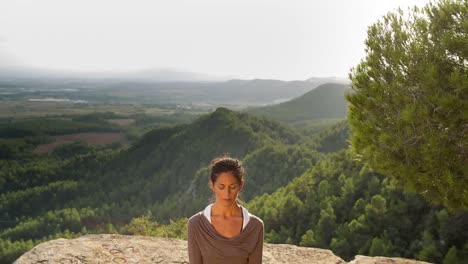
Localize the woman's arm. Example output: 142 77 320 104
187 220 203 264
248 221 264 264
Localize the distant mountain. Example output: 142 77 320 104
88 78 324 106
202 79 323 105
0 66 227 82
0 70 327 106
0 66 351 107
246 82 350 123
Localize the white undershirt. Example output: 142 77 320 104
203 203 250 230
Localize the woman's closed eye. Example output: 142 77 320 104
217 184 238 190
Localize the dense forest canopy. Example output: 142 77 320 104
1 103 466 263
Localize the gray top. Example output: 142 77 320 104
187 204 264 264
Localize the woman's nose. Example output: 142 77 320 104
224 188 232 196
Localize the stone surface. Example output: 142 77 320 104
14 234 430 264
262 243 346 264
348 255 431 264
14 234 189 264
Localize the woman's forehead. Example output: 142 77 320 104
215 172 240 184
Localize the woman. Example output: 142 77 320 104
187 156 264 264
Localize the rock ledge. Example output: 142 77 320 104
14 234 430 264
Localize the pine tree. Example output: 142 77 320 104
346 0 467 210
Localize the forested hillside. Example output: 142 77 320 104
1 106 465 263
247 151 467 262
0 108 331 262
305 120 349 153
1 88 466 264
247 82 349 124
0 105 468 263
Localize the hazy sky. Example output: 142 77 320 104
0 0 430 80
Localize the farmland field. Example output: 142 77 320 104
33 132 128 153
107 119 136 126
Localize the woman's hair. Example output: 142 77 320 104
209 155 245 184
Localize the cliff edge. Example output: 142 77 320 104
14 234 430 264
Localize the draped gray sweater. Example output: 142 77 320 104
187 204 264 264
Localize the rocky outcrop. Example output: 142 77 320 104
348 255 430 264
14 234 430 264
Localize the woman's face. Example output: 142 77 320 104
210 172 244 205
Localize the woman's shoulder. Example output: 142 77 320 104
246 212 264 229
188 211 204 227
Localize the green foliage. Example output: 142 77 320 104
82 107 304 222
369 237 393 256
347 1 468 209
52 141 95 159
299 230 316 247
242 144 321 200
306 120 350 153
0 136 51 160
417 231 442 261
0 180 79 220
294 118 345 136
247 150 467 262
124 213 159 237
443 246 460 264
1 105 466 263
315 203 337 247
0 118 117 138
123 212 188 240
0 206 108 262
1 106 316 261
0 157 61 193
0 207 97 241
0 238 35 264
347 0 468 209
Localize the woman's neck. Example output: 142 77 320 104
211 202 242 218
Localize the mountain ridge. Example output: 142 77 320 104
247 82 349 123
